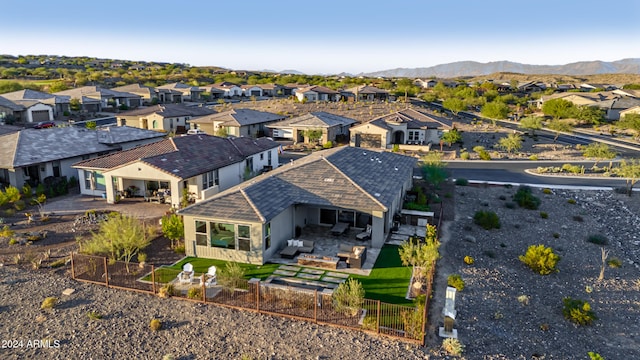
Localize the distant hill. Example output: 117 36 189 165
364 59 640 78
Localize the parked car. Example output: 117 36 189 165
34 121 55 129
186 128 206 135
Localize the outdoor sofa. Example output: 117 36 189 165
279 239 315 259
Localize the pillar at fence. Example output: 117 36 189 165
248 278 260 310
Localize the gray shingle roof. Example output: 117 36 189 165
118 104 214 118
0 96 25 111
2 89 70 104
179 147 416 223
353 108 452 131
55 86 141 99
189 108 285 127
266 112 356 129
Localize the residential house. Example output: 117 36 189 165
241 85 263 97
208 83 243 98
619 106 640 119
111 84 183 105
177 146 417 264
349 108 452 149
73 135 280 207
536 91 618 109
595 97 640 121
340 85 389 102
266 111 355 144
579 83 618 92
197 85 225 101
116 104 215 133
613 89 640 99
256 84 282 97
55 86 142 111
0 126 164 188
294 85 339 102
414 79 438 89
157 83 204 102
0 96 54 123
189 108 285 138
1 89 71 118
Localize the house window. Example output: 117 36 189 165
202 170 219 189
238 225 251 251
320 209 337 225
210 222 235 249
408 131 421 142
245 158 253 172
169 119 174 129
152 120 158 129
264 222 271 250
52 161 61 178
338 210 355 227
268 151 272 166
195 220 207 246
260 153 264 161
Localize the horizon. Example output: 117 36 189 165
2 1 639 75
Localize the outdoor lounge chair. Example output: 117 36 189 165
355 224 372 240
177 263 194 284
201 265 217 287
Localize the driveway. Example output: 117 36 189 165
43 193 171 219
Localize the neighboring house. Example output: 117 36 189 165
111 84 183 105
240 85 263 97
73 135 280 207
198 85 225 100
516 81 546 93
349 108 452 149
613 89 640 99
256 84 282 97
340 85 389 102
595 97 640 121
157 83 203 102
189 108 285 138
55 86 142 111
0 96 54 123
116 104 215 133
208 83 243 98
0 126 164 188
266 111 355 144
579 83 618 92
619 106 640 118
414 79 438 89
177 147 417 264
294 85 339 102
1 89 71 117
536 92 618 109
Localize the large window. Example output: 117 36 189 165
202 170 219 189
320 209 337 225
338 210 355 227
195 220 207 246
238 225 251 251
264 223 271 250
210 222 235 249
408 131 421 142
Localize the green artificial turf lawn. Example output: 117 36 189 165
150 257 280 282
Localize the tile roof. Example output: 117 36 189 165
55 86 141 99
179 147 417 223
189 108 284 127
352 108 452 131
0 96 25 111
343 85 389 95
117 104 215 118
266 111 356 129
2 89 71 104
73 134 279 180
296 85 339 94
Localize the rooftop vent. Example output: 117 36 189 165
323 178 334 182
374 193 381 197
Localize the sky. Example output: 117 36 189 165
2 0 639 75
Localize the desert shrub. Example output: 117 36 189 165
572 215 583 222
463 255 474 265
588 352 604 360
460 151 470 160
361 315 377 331
442 338 464 356
517 295 530 306
473 210 500 230
529 154 538 161
149 318 162 331
50 258 67 268
87 311 103 320
41 297 58 309
174 243 186 254
332 278 365 316
187 287 202 300
447 274 465 291
553 232 560 239
562 297 597 326
454 178 468 186
0 225 14 238
513 186 541 210
323 141 333 149
567 198 577 204
542 188 553 194
478 150 491 160
158 284 175 298
587 234 608 245
137 252 147 263
505 201 516 209
218 262 246 290
607 257 622 268
13 200 26 211
8 238 17 245
540 211 548 219
498 194 506 200
4 186 21 203
4 208 15 217
519 244 560 275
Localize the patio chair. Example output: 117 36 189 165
356 224 372 240
177 263 194 284
201 265 217 287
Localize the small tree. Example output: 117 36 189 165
161 213 184 249
582 142 617 166
615 159 640 196
303 128 323 144
215 126 228 138
440 129 462 146
616 113 640 139
497 133 523 153
542 98 574 119
69 98 81 111
420 152 448 187
332 278 365 316
546 119 573 142
518 116 543 136
399 224 440 285
481 101 509 119
85 120 97 130
442 98 466 115
218 262 246 291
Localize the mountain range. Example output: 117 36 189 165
362 59 640 78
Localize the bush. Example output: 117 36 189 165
478 150 491 160
573 215 584 222
13 200 26 211
519 244 560 275
473 210 500 230
562 297 597 326
323 141 333 149
8 238 17 245
513 186 541 210
529 155 538 161
552 232 560 239
41 297 58 309
150 318 162 331
442 338 464 356
454 178 468 186
607 257 622 268
4 186 21 203
587 234 608 245
0 225 14 238
332 278 365 316
50 258 67 268
567 199 577 204
540 211 548 219
505 201 516 209
218 262 246 290
447 274 465 291
561 163 582 174
87 311 103 320
542 188 553 195
463 255 474 265
22 184 32 198
158 284 175 298
187 287 202 300
460 151 470 160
